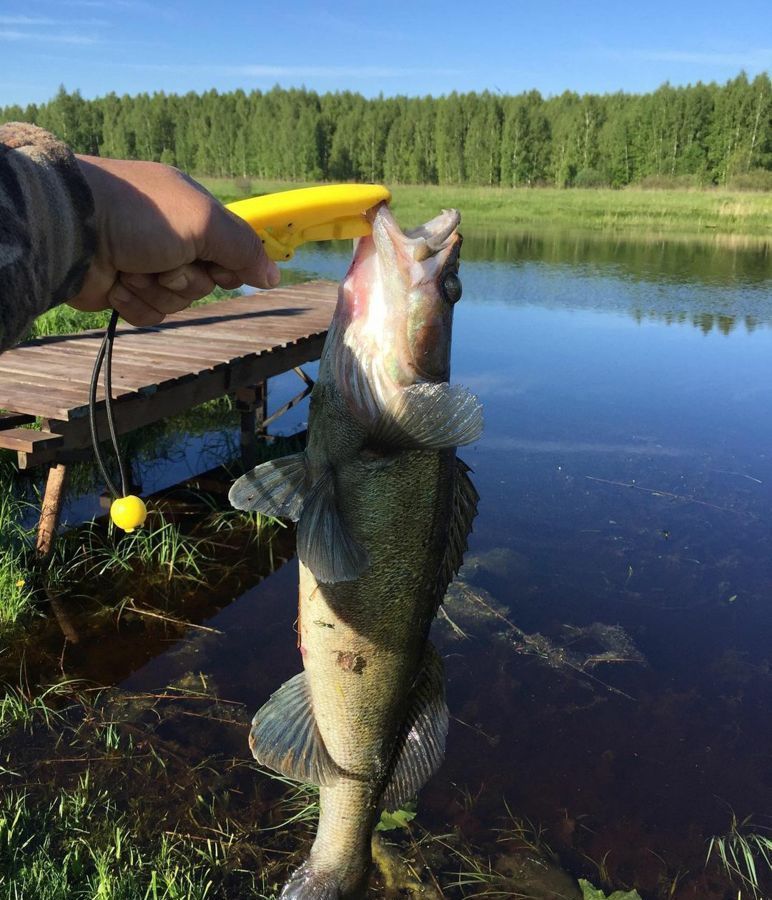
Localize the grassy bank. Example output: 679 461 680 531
202 177 772 239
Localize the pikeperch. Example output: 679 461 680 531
229 202 482 899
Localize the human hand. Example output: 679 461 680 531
69 156 281 326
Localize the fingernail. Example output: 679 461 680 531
112 285 133 304
164 274 188 292
267 262 281 287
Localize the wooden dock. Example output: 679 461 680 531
0 281 338 553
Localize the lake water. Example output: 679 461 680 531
67 231 772 896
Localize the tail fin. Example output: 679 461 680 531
279 862 341 899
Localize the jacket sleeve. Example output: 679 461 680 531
0 122 96 351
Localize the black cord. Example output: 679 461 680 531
89 309 128 498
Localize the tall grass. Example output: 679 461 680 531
200 176 772 239
0 784 234 900
706 814 772 899
0 466 39 630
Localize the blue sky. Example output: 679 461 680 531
1 0 769 107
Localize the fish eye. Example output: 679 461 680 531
441 271 462 304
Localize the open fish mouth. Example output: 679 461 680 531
368 202 461 266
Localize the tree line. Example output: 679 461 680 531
1 73 769 188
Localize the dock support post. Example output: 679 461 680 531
35 463 68 560
236 382 268 470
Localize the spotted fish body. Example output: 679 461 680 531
230 203 482 899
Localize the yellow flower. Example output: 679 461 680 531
15 579 25 588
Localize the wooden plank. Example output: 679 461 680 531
18 339 232 372
3 283 335 463
21 334 325 467
0 428 63 453
0 355 189 391
0 385 94 419
0 370 137 403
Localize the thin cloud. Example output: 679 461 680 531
280 9 410 44
0 29 99 44
59 0 169 10
608 47 772 69
232 64 456 79
116 61 461 80
0 14 107 26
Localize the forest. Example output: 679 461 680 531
1 73 769 189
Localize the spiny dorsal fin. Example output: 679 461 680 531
436 457 479 610
229 452 307 521
369 383 483 452
381 642 449 812
249 670 340 787
297 468 369 583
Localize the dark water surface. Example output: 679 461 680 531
113 232 771 896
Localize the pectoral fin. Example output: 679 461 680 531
297 468 369 583
249 671 340 787
229 452 307 521
369 383 483 452
381 643 449 811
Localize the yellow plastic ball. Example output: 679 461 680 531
110 495 147 532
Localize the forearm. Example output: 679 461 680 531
0 123 96 350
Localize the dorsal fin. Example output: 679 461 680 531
435 457 479 610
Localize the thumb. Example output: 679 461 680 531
201 206 281 289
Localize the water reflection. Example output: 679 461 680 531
26 226 771 897
460 228 771 286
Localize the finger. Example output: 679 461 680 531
119 273 196 316
109 283 165 327
155 263 216 300
205 265 244 291
66 294 110 314
200 207 281 290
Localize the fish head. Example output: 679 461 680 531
334 203 462 420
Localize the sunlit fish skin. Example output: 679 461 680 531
229 203 482 899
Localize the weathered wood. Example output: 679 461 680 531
0 286 332 471
35 463 68 559
236 382 268 469
0 428 63 453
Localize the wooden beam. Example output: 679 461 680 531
235 382 268 470
35 463 68 559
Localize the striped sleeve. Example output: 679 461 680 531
0 122 96 351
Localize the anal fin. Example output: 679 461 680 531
249 671 340 787
381 642 449 812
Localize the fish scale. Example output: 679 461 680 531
230 202 482 899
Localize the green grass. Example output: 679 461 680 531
27 286 240 341
0 470 40 630
706 813 772 900
200 176 772 239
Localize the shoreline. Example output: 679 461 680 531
203 177 772 241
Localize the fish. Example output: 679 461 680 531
229 202 482 899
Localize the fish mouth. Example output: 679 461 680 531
368 202 461 266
